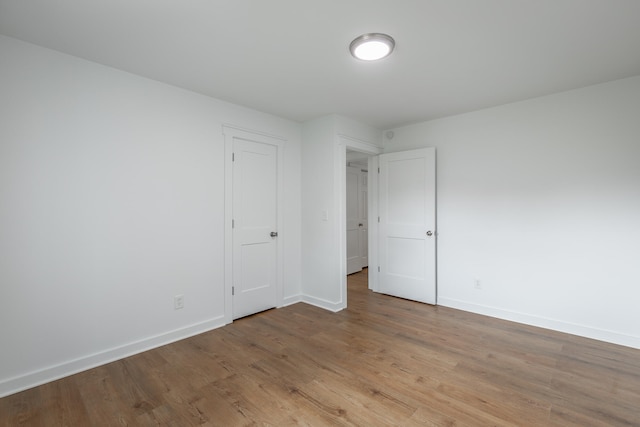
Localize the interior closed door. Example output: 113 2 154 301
359 169 368 268
346 166 362 275
378 147 436 304
232 138 278 319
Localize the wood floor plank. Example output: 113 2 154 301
2 268 640 426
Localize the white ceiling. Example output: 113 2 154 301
1 0 640 129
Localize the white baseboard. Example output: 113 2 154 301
438 297 640 350
281 294 303 307
301 295 345 312
0 316 227 399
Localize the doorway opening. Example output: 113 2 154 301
346 151 371 275
337 141 438 309
335 136 382 307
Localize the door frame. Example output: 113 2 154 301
223 124 285 325
335 135 382 307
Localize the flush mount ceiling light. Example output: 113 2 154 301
349 33 395 61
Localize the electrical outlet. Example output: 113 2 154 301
474 279 482 290
174 294 184 310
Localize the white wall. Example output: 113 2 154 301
301 117 340 308
301 115 380 311
385 76 640 348
0 35 302 397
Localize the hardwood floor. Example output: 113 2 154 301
2 268 639 426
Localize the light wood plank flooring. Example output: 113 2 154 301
1 268 639 426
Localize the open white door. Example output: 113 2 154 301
378 147 436 304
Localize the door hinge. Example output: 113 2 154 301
232 286 235 296
378 216 380 223
232 219 235 228
378 266 380 272
232 152 235 161
378 167 380 173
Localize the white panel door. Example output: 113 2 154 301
233 139 278 319
359 170 368 268
346 166 362 275
378 148 436 304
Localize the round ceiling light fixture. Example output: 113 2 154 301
349 33 395 61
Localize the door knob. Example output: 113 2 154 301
270 231 278 237
426 231 433 236
358 223 363 227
